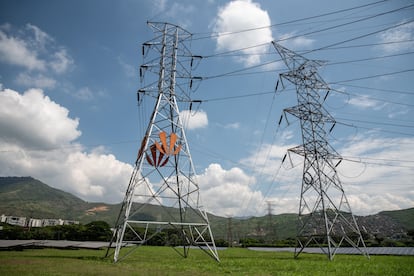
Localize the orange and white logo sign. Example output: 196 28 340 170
146 132 182 167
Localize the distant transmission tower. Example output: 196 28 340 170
266 201 275 241
272 42 369 260
106 22 219 262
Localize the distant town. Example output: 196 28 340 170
1 214 79 228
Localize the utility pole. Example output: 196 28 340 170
106 22 219 263
272 42 369 260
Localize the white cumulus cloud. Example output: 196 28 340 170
0 86 133 203
0 23 73 89
198 163 264 216
347 94 386 110
50 48 73 74
0 27 45 71
240 134 414 216
0 88 80 149
278 32 315 50
180 109 208 130
15 72 57 89
378 21 414 53
213 0 273 66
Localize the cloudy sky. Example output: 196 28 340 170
0 0 413 217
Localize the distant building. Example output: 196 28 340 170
42 218 64 227
63 220 79 225
28 218 43 228
6 216 27 227
1 214 79 228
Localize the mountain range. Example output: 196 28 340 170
0 176 413 241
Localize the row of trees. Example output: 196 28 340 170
1 221 413 247
237 233 414 248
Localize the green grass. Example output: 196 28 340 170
0 247 413 275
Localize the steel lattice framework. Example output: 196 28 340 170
272 42 369 260
106 22 219 263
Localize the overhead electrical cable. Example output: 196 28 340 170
336 83 413 95
199 3 412 59
203 39 414 58
190 85 412 109
200 90 276 102
201 20 414 81
299 38 414 52
198 51 414 79
192 0 389 40
333 111 414 124
304 19 414 54
332 68 414 84
335 121 414 136
343 156 414 163
275 3 414 45
329 88 414 108
327 51 414 66
341 157 414 168
336 117 414 128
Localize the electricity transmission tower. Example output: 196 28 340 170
272 42 369 260
266 201 276 241
106 22 219 262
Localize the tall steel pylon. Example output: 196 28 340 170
106 22 219 262
272 42 369 260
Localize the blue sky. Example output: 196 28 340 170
0 0 413 217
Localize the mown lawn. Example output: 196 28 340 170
0 246 413 275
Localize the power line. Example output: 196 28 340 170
192 0 389 40
336 121 414 136
199 3 411 59
306 19 414 54
341 157 414 168
342 155 414 163
190 83 412 109
332 68 414 84
201 20 414 81
327 51 414 66
203 38 414 58
333 111 414 124
198 50 414 80
201 90 276 102
329 88 414 108
299 38 414 52
336 117 414 128
275 3 414 45
335 83 413 95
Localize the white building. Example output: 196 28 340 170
1 214 79 228
6 216 27 227
28 218 43 228
42 218 64 227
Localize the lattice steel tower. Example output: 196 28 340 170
272 42 369 260
106 22 219 262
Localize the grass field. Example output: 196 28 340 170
0 246 413 275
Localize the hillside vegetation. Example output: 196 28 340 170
1 176 413 242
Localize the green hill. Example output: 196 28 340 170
1 176 413 242
380 208 414 231
0 177 297 240
0 176 88 219
0 176 120 224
